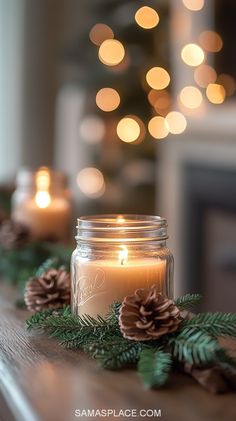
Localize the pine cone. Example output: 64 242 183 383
0 219 30 249
119 287 182 341
24 268 71 312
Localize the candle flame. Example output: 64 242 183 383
35 191 52 208
116 215 126 224
35 167 51 208
36 167 51 191
119 246 128 265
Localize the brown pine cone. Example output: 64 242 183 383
0 219 30 249
24 268 71 312
119 287 182 341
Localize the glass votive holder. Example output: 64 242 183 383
11 167 71 242
71 214 174 317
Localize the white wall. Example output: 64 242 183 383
0 0 25 182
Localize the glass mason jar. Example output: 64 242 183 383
11 167 71 241
71 214 174 317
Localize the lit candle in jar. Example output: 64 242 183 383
72 215 173 317
12 167 71 241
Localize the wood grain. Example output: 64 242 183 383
0 284 235 421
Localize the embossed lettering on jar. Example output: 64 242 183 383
71 215 174 317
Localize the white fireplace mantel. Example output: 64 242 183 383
157 0 236 296
157 106 236 297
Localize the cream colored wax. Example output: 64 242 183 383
12 198 70 241
73 256 166 317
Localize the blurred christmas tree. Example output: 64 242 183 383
61 0 170 214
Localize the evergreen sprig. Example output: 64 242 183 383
174 293 202 310
0 242 72 285
35 257 64 277
182 312 236 337
105 301 121 326
87 336 143 369
26 306 70 329
138 348 172 389
169 329 220 365
27 306 120 349
26 293 236 390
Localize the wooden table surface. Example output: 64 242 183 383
0 284 236 421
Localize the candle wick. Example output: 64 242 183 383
121 258 124 266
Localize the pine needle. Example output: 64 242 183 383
175 294 202 310
169 329 220 366
88 337 143 369
138 348 172 389
182 313 236 337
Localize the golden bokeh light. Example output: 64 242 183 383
181 43 204 67
153 90 172 116
135 6 159 29
98 39 125 66
198 31 223 53
79 115 105 144
77 167 105 198
148 89 159 106
217 74 236 97
117 117 141 143
110 54 130 73
96 88 120 112
148 116 169 139
194 64 217 88
89 23 114 46
147 89 159 106
179 86 203 109
165 111 187 134
182 0 204 11
146 67 170 90
206 83 226 104
148 89 171 112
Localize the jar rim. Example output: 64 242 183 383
77 214 168 243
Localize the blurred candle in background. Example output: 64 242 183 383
12 167 71 241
